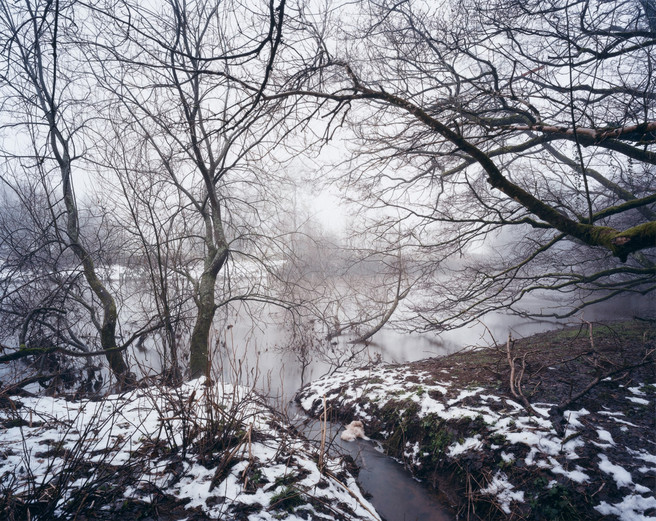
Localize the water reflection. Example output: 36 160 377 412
349 441 454 521
215 314 540 396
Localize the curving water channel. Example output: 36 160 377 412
130 291 652 521
212 313 564 520
213 297 651 521
289 403 454 521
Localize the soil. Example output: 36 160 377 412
414 320 656 519
297 319 656 520
414 320 655 409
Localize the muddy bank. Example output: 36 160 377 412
296 320 656 520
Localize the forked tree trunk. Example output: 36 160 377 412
189 215 228 379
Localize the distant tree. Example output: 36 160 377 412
277 0 656 332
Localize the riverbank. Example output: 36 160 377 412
296 320 656 520
0 378 380 520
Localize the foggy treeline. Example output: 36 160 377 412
0 0 654 391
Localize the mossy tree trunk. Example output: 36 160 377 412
188 192 229 380
54 114 132 388
189 231 228 378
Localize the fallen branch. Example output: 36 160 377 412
505 333 539 416
0 373 58 396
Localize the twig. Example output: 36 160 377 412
318 395 327 473
553 352 655 414
582 318 595 351
506 333 517 398
324 469 381 521
209 428 250 492
505 333 539 416
240 424 254 488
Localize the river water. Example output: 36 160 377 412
199 294 653 521
204 311 559 520
209 297 643 402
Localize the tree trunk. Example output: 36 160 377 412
189 269 218 379
58 145 132 387
189 233 228 379
98 295 133 387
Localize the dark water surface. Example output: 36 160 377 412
346 440 454 521
291 404 455 521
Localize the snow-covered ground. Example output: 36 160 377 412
0 379 380 520
297 365 656 521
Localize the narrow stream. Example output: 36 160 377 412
131 293 652 521
205 297 650 521
351 443 453 521
289 404 454 521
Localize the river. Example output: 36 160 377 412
120 284 652 521
195 293 652 521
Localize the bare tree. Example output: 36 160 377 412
86 0 290 378
0 0 134 387
273 0 656 333
92 121 199 383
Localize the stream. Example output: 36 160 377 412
203 308 565 520
289 402 454 521
135 294 652 521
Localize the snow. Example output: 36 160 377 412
0 379 380 520
447 387 484 405
597 428 616 445
447 435 483 457
479 471 525 514
628 448 656 464
404 441 422 460
595 494 656 521
500 451 515 462
600 411 640 427
547 458 589 483
626 396 650 405
296 362 656 521
628 386 647 396
599 454 635 489
563 408 589 428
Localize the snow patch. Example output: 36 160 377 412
479 471 525 514
599 454 634 488
447 435 483 457
595 494 656 521
626 396 650 405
